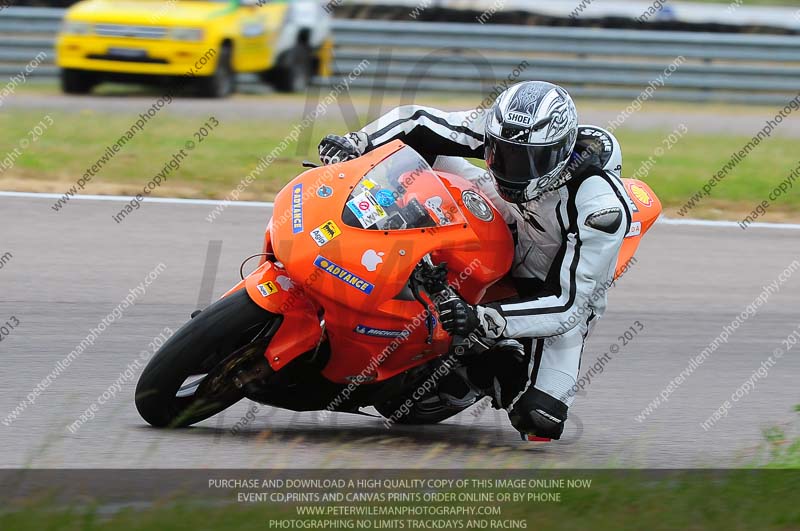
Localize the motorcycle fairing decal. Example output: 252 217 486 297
310 219 342 247
629 183 654 207
625 221 642 239
291 184 304 234
257 281 278 297
345 190 387 228
354 324 410 339
313 255 375 295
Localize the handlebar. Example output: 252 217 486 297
414 256 493 356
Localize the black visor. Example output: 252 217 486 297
485 133 573 190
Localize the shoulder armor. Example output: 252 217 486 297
575 125 623 177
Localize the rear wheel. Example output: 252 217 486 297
60 69 97 95
135 289 276 428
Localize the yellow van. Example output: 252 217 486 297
56 0 333 97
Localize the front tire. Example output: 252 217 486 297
197 44 235 98
271 45 311 93
135 289 275 428
60 68 96 95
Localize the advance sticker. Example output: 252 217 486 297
346 190 387 229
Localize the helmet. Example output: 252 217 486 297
485 81 578 203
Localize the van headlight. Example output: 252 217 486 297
61 21 93 35
170 28 205 42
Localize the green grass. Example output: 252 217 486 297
2 408 799 529
2 471 799 530
1 106 799 219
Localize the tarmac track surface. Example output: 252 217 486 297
0 195 798 468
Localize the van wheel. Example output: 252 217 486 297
61 69 96 95
197 45 236 98
272 45 311 93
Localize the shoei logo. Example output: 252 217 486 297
314 256 374 295
506 111 532 127
292 184 304 234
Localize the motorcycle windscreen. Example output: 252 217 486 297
341 146 467 231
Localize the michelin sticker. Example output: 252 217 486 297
354 325 410 339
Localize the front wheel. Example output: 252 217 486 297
271 45 311 93
60 68 97 95
135 289 276 428
197 45 235 98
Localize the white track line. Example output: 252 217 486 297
658 217 800 230
2 190 799 230
0 190 274 207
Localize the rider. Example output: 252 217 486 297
318 81 632 440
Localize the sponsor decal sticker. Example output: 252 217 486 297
310 219 342 247
361 249 385 272
425 196 450 225
345 374 376 383
629 183 653 207
354 325 410 339
317 185 333 198
291 184 304 233
346 190 387 228
626 221 642 239
375 189 396 207
314 255 375 295
276 275 294 290
257 281 278 297
462 190 494 222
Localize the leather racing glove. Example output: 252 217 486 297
437 297 507 340
318 132 371 165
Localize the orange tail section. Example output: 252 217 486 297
615 179 661 279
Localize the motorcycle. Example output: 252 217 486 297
135 140 661 436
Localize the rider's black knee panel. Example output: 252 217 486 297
508 387 568 440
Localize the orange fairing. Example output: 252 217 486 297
225 260 322 372
263 141 514 383
615 179 662 278
230 144 659 382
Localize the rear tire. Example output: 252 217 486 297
135 289 275 428
60 69 96 95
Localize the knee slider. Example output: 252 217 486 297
509 387 568 440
